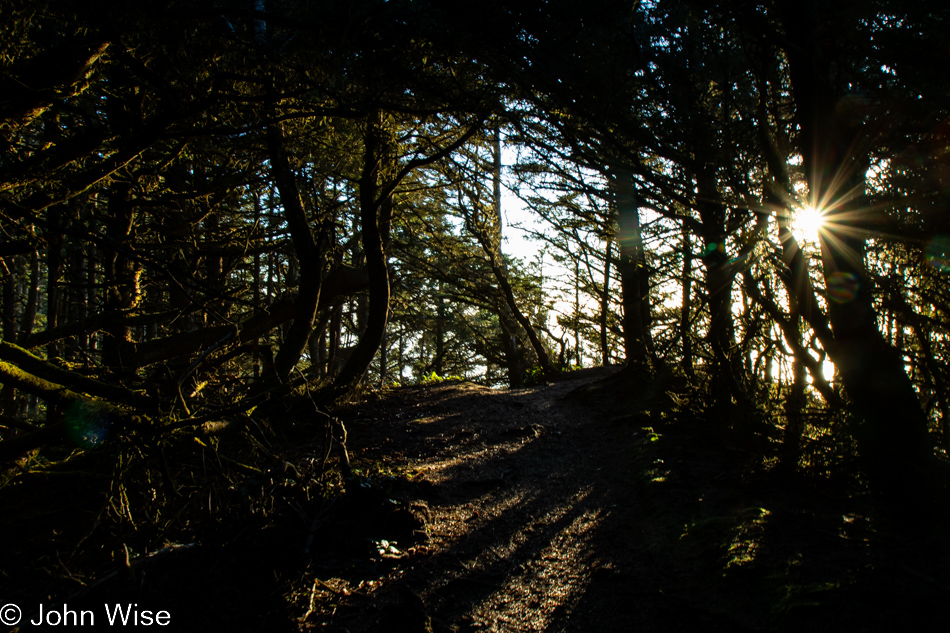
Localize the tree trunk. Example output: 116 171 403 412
333 118 393 392
204 210 225 325
267 124 330 380
781 0 934 528
2 259 17 342
680 223 695 379
1 253 21 415
600 236 612 366
70 212 92 355
327 303 343 376
573 258 581 367
378 329 388 387
610 166 654 371
434 287 446 376
252 195 263 379
695 167 737 404
18 249 39 347
490 257 553 376
331 115 483 395
101 183 141 372
490 123 537 384
45 205 64 362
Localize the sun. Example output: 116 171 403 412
792 205 826 243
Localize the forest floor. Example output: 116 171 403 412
4 367 949 632
295 367 949 633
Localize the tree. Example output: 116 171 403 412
776 0 939 524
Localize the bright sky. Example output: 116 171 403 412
500 191 544 263
498 144 545 264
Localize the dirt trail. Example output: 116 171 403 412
3 368 730 633
8 369 943 631
316 368 706 632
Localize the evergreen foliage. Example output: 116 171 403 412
1 0 949 591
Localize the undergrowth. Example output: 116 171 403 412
616 367 949 632
0 408 344 608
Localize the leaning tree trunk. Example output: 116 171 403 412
267 124 330 381
333 118 394 392
781 0 934 529
490 125 553 380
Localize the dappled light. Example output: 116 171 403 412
467 499 602 630
724 507 771 569
309 372 649 630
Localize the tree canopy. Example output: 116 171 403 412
2 0 950 573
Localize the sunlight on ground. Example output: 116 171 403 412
678 507 772 571
726 507 772 569
415 435 538 486
467 489 602 631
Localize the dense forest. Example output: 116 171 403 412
2 0 949 629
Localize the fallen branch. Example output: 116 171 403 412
0 340 152 409
0 362 142 461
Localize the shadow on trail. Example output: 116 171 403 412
329 373 738 632
333 371 950 633
16 370 946 632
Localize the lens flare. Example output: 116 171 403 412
926 235 950 272
63 401 112 448
827 271 860 303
